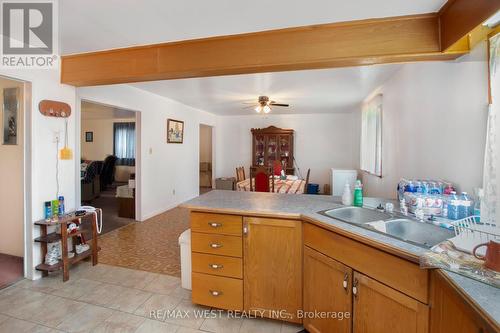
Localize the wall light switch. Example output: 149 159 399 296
53 131 61 143
149 148 153 154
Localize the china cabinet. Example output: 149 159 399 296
251 126 294 174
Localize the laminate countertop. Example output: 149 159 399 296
181 190 500 327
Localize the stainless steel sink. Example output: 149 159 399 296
321 206 392 224
367 219 454 248
319 207 454 248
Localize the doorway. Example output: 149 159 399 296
199 124 213 195
80 101 138 234
0 76 25 289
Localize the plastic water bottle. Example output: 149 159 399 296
458 192 471 219
447 191 460 220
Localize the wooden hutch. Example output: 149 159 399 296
251 126 294 174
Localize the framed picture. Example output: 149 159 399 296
85 132 93 142
2 87 19 145
167 119 184 144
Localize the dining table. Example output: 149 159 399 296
236 176 306 194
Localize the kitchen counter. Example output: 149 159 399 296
181 190 500 327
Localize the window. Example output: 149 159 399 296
360 94 382 177
113 122 135 166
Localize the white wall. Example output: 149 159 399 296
215 113 359 189
361 42 489 199
0 68 76 279
77 85 216 220
81 118 134 161
0 78 24 257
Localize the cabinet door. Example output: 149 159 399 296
243 217 302 323
353 272 429 333
303 246 352 333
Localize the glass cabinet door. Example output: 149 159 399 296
279 135 291 169
255 134 265 165
267 135 278 165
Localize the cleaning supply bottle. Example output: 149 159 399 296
458 192 471 219
353 180 363 207
342 183 352 206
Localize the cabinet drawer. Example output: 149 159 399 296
191 232 242 257
192 252 243 279
192 272 243 311
304 222 429 303
191 212 242 236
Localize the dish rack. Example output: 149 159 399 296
450 216 500 256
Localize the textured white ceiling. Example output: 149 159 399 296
60 0 447 54
131 64 402 115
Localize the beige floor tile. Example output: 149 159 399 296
118 270 158 289
50 278 102 300
0 313 8 324
163 299 208 329
168 286 192 300
134 294 182 320
30 296 86 327
0 287 44 313
239 317 283 333
56 304 114 332
134 319 179 333
142 274 180 295
91 312 145 333
30 325 66 333
13 276 65 294
106 287 153 313
77 282 125 307
176 327 206 333
0 317 37 332
3 290 57 320
199 313 243 333
280 322 304 333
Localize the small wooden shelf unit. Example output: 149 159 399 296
34 210 101 282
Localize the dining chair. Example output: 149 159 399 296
235 166 246 182
303 168 311 194
250 166 274 192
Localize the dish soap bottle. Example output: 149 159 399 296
353 180 363 207
342 183 352 206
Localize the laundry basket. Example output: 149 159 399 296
178 229 191 290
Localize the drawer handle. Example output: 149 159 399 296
352 278 358 298
343 272 349 293
209 290 223 297
209 264 224 269
208 222 222 228
210 243 223 248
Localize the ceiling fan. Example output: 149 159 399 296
245 96 289 113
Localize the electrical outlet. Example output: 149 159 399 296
53 131 61 143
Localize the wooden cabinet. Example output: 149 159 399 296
430 270 495 333
243 217 302 323
303 246 353 333
251 126 294 174
353 272 429 333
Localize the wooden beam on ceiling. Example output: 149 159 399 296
439 0 500 51
61 14 470 87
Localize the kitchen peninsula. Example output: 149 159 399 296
181 190 500 333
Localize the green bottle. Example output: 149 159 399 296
353 180 363 207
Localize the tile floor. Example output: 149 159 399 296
0 262 303 333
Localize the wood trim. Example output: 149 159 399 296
438 0 500 51
61 14 467 87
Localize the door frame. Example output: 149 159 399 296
75 97 142 221
0 74 31 279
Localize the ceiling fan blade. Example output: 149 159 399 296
269 103 289 107
242 101 257 104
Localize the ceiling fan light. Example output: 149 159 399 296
263 105 271 113
255 106 262 113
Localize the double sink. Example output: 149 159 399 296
319 206 453 248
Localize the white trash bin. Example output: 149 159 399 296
179 229 191 290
